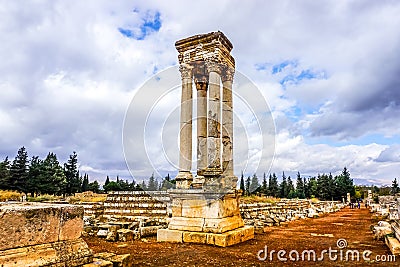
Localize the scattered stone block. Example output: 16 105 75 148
106 230 118 242
385 236 400 255
140 225 162 237
97 229 108 238
118 229 134 242
94 252 116 260
109 254 132 267
83 259 113 267
157 229 183 243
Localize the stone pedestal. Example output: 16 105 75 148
157 189 254 247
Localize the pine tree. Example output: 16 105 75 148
308 177 318 198
37 153 66 195
268 173 279 197
280 172 288 198
334 167 354 199
148 173 157 191
261 173 268 194
87 180 100 193
0 157 11 190
82 174 89 192
249 174 259 194
240 172 245 193
317 174 331 200
327 173 334 200
64 151 81 196
245 176 251 196
105 176 110 186
160 174 173 190
10 147 29 192
26 156 42 195
303 177 309 198
141 180 147 191
392 178 399 195
296 172 305 198
287 176 295 198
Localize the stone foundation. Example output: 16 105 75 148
0 203 93 267
157 189 254 247
158 225 254 247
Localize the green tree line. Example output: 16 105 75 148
239 167 356 201
0 147 100 195
0 146 177 195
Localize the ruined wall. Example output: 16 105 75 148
240 199 344 233
102 191 170 220
81 192 345 239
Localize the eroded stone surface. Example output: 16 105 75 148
0 203 83 251
0 238 92 267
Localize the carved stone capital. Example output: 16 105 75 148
195 80 208 91
221 65 235 82
194 75 208 83
205 59 222 74
179 63 193 79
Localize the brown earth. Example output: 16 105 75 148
84 207 398 266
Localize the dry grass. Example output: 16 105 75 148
310 197 320 203
0 190 22 201
68 192 107 203
240 195 279 204
27 194 63 202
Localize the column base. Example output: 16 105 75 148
157 226 254 247
175 171 193 189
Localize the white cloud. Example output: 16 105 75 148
0 1 399 184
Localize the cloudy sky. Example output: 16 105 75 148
1 0 399 185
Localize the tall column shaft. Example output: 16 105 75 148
176 64 193 188
206 61 222 170
222 67 234 176
196 80 208 175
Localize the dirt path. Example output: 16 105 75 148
85 207 398 266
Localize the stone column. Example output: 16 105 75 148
176 63 194 189
195 76 208 176
221 66 235 177
205 60 222 171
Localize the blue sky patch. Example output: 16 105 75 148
280 69 327 86
119 10 162 40
272 60 298 74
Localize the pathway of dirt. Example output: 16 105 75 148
85 207 398 266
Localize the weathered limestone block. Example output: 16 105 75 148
0 238 92 267
140 225 163 237
203 215 244 233
109 254 132 267
168 217 205 232
158 226 254 247
157 229 183 243
118 229 134 242
385 236 400 255
93 252 132 267
83 259 113 267
0 203 83 251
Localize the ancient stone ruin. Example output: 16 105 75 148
0 203 92 266
157 31 254 246
370 196 400 255
0 203 132 267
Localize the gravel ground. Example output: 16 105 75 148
84 207 398 266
